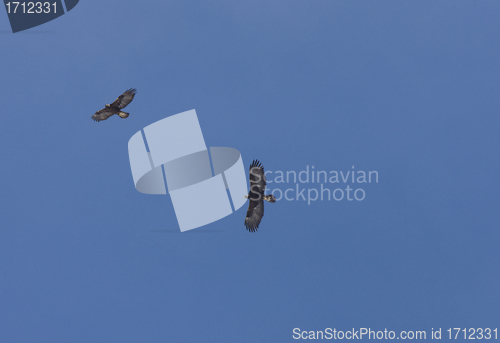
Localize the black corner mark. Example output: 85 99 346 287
4 0 79 33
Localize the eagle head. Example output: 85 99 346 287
264 194 276 203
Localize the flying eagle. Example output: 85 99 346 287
244 160 276 232
91 88 137 122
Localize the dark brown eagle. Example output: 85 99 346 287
91 88 137 122
244 160 276 232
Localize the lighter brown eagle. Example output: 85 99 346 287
91 88 137 122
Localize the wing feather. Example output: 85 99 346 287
111 88 137 109
248 159 266 196
91 108 115 122
245 199 264 232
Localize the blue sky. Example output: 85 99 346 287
1 1 499 341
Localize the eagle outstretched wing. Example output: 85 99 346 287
245 200 264 232
244 160 267 232
91 108 115 122
248 159 266 195
110 88 137 109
